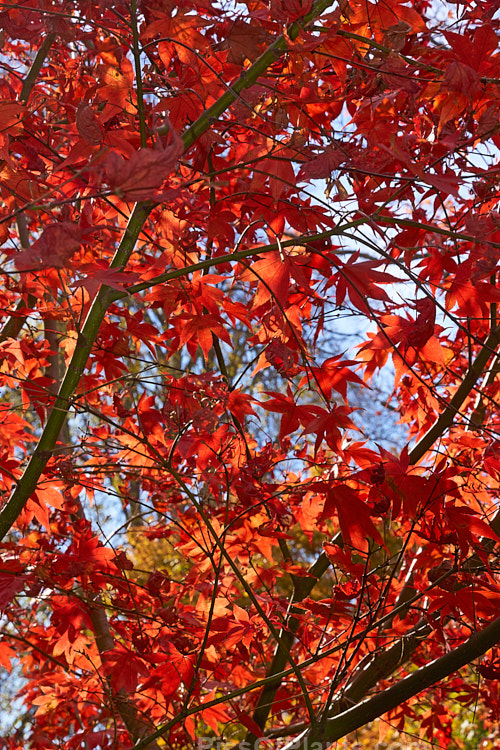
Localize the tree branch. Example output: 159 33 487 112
20 33 56 105
0 201 152 540
408 323 500 463
286 614 500 749
244 320 500 737
0 0 339 614
157 0 335 147
88 604 161 749
0 35 56 342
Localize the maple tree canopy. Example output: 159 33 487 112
2 0 500 748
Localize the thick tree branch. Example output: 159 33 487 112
88 605 161 749
156 0 335 147
245 321 500 737
19 33 56 105
0 0 338 538
0 8 343 748
408 323 500 462
286 614 500 749
0 201 152 540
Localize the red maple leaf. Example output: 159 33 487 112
76 103 103 145
323 485 384 552
104 133 182 201
103 644 149 693
301 356 364 400
0 559 25 609
261 388 320 440
177 314 232 360
298 144 345 181
16 223 82 270
241 252 290 308
73 265 139 298
329 253 397 314
302 404 355 454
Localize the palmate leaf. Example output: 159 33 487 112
104 144 182 201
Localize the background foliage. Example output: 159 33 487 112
1 0 500 748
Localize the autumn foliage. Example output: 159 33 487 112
2 0 500 748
